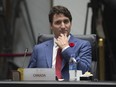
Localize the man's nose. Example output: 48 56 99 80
60 22 65 28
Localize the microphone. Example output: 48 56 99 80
22 48 28 68
12 48 28 81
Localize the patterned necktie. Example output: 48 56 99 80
55 48 62 79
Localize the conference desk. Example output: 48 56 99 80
0 80 116 87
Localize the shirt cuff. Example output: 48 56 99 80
62 45 70 52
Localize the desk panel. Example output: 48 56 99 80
0 81 116 87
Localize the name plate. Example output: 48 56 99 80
23 68 55 81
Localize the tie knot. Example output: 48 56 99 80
58 48 61 52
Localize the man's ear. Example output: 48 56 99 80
49 23 52 28
50 26 52 30
50 26 53 34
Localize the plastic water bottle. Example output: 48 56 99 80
69 57 77 81
69 62 77 70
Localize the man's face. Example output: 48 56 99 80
50 14 72 38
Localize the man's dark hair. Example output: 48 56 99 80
49 5 72 25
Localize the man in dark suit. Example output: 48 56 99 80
28 5 92 80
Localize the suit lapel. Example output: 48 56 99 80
69 34 77 43
44 40 53 68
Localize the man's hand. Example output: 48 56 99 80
55 33 69 49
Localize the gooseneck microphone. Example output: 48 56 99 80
22 48 28 68
12 48 28 81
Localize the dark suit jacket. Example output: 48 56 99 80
28 34 92 80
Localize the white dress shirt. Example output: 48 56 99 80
52 35 70 68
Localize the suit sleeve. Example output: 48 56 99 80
62 41 92 74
